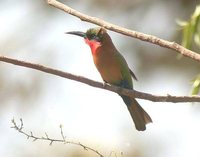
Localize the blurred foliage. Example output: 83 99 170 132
178 5 200 49
177 5 200 95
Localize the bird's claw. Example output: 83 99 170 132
103 82 109 88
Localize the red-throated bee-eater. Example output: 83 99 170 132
66 27 152 131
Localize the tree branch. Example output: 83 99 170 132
47 0 200 62
0 55 200 103
11 118 104 157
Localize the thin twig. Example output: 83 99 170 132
11 118 104 157
47 0 200 62
0 55 200 102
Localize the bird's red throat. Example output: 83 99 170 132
84 39 101 55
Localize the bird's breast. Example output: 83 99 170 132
92 49 123 85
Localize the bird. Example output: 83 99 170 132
66 27 152 131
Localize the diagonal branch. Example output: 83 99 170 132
11 118 104 157
47 0 200 62
0 55 200 103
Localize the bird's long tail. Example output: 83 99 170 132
121 96 152 131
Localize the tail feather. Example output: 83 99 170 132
122 96 152 131
128 98 152 131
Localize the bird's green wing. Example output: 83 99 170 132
115 52 133 89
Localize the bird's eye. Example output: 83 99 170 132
90 34 96 39
89 34 101 42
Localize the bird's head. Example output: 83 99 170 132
66 27 107 42
66 27 109 54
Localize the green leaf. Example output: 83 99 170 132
176 19 188 27
182 22 193 48
194 32 200 47
191 75 200 95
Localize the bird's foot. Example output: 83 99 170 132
102 82 109 88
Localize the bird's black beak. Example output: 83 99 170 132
65 31 86 38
